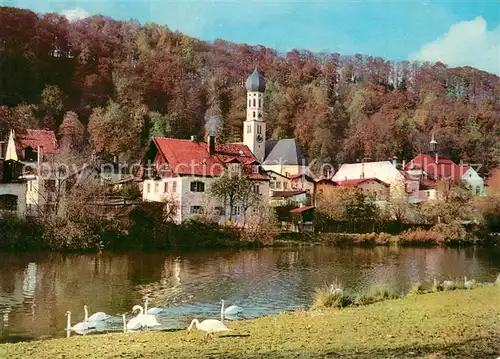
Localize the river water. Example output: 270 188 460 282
0 245 499 343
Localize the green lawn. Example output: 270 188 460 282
1 286 499 359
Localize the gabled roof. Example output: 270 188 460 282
270 190 307 198
150 138 266 179
264 138 307 165
265 169 290 179
332 161 404 183
405 154 468 181
288 173 315 182
16 130 58 154
334 178 389 187
290 205 315 214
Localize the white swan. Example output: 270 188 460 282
126 309 143 331
464 276 475 289
220 300 242 321
65 311 95 333
329 284 343 295
84 305 110 322
187 318 231 338
144 298 163 315
129 305 160 329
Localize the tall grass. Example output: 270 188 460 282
312 280 353 309
354 284 400 306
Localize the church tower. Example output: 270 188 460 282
243 66 266 161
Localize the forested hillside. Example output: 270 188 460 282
0 7 499 171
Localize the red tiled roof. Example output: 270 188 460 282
334 178 389 187
288 173 315 182
290 205 315 213
16 130 58 154
151 138 266 179
405 154 468 181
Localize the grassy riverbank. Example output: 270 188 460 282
1 286 499 359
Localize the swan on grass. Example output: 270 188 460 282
65 311 95 334
127 305 160 330
144 298 163 315
220 300 242 321
84 305 110 322
464 276 476 289
187 319 231 338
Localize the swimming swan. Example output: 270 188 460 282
220 300 242 321
84 305 110 322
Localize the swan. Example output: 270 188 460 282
84 305 110 322
187 318 231 338
144 298 163 315
126 309 143 331
464 276 475 289
129 305 160 329
329 284 343 295
65 311 95 333
442 280 454 288
220 300 242 321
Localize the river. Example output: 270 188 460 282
0 245 499 343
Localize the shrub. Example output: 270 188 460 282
432 222 468 243
400 228 444 245
312 281 353 309
408 282 426 295
354 284 399 306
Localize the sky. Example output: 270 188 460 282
2 0 499 74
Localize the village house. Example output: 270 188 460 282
405 133 485 199
0 129 61 216
334 178 390 205
0 135 27 217
140 135 269 224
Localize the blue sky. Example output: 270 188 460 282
3 0 500 74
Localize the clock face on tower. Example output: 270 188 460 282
256 134 264 143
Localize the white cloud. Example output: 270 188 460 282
408 16 500 75
61 8 89 22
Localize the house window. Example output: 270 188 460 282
247 125 251 133
228 163 241 173
253 185 260 194
190 205 203 214
214 206 226 216
147 183 151 193
154 183 159 193
232 206 242 216
276 181 282 189
190 181 205 192
164 182 168 192
283 182 288 190
0 194 18 212
172 182 177 193
475 186 481 195
270 182 275 189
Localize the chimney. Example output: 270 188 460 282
435 152 438 164
392 156 397 167
208 135 216 155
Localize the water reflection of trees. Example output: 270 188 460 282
0 246 498 342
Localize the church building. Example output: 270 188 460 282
243 67 308 177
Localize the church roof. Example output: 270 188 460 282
264 138 307 166
245 67 266 92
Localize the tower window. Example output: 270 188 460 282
258 99 261 107
249 99 251 106
253 111 256 118
247 125 251 133
257 125 262 135
253 99 256 107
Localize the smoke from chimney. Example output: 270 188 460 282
205 116 219 137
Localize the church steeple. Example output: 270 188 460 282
429 132 437 154
243 66 266 161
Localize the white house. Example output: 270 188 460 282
140 135 269 224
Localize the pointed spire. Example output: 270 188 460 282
5 129 18 161
430 131 437 144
